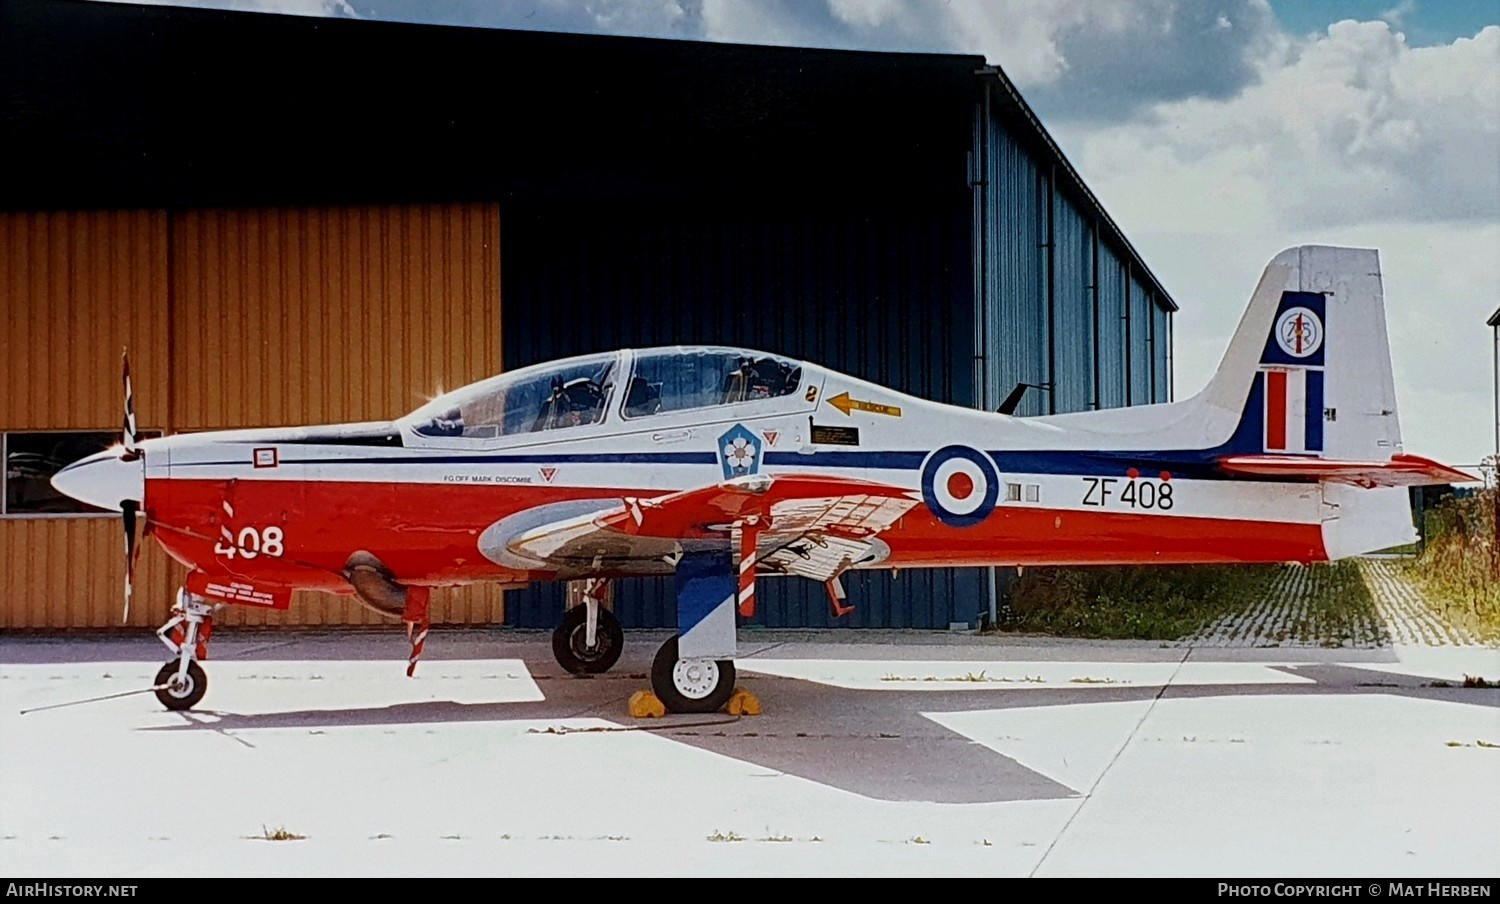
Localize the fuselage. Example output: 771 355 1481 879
56 346 1334 606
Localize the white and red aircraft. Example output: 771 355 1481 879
51 245 1473 713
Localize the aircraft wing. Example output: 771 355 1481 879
504 474 920 581
1217 453 1478 488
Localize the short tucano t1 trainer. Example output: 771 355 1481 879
51 246 1475 713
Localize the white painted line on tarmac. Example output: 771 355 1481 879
737 659 1314 690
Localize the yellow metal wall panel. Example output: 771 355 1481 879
0 210 169 430
207 584 507 629
170 204 500 429
2 203 505 630
0 520 180 629
167 203 504 626
0 210 176 628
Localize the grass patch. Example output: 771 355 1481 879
1403 491 1500 642
1274 559 1385 646
987 560 1384 643
984 566 1278 635
253 825 306 842
993 563 1281 639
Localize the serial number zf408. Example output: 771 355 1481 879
1081 476 1174 510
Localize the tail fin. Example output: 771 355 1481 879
1202 246 1480 558
1201 246 1401 460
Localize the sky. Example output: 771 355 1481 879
112 0 1500 469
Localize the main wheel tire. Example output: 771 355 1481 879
552 605 624 675
154 660 207 712
650 635 736 714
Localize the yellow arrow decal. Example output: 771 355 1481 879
827 391 902 418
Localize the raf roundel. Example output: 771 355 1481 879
1275 306 1324 359
920 445 999 528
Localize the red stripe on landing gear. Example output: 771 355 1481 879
1266 370 1288 451
737 522 757 618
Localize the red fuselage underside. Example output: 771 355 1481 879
146 478 1326 596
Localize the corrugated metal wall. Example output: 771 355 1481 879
0 210 175 629
1154 304 1172 402
974 106 1173 420
0 210 171 429
501 196 985 630
0 205 506 629
171 206 500 429
1095 243 1130 410
1052 195 1095 414
977 125 1049 416
1128 272 1153 404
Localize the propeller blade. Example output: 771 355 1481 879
121 348 138 453
121 499 138 624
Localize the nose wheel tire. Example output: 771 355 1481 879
552 605 624 675
154 660 207 711
650 635 736 714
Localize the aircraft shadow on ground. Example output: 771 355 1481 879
129 667 1498 803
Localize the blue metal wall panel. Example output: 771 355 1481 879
1129 273 1153 404
501 196 985 630
979 125 1048 415
1153 302 1171 402
1052 194 1095 413
1096 243 1129 409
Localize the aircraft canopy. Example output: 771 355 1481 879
403 347 803 440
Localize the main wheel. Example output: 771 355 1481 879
154 660 207 712
650 635 736 714
552 605 624 675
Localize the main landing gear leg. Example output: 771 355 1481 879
154 589 218 711
553 578 623 675
651 550 739 714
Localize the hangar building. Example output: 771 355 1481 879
0 0 1177 631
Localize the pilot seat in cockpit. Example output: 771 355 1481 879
535 376 606 430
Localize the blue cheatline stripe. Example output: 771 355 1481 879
1305 369 1325 452
172 451 720 468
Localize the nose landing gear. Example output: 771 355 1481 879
153 590 218 711
551 578 623 675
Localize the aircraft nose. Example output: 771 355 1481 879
50 448 145 512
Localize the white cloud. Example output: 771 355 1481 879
1060 21 1499 465
700 1 1280 118
1380 0 1417 29
1069 21 1499 229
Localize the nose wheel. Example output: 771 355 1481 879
552 605 624 674
154 660 207 711
552 579 623 675
650 635 736 714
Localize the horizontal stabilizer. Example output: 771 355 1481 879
1217 453 1478 488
